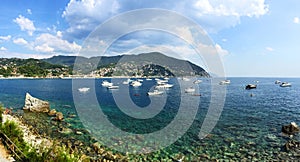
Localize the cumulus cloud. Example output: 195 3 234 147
13 38 29 45
0 47 7 51
0 35 11 42
62 0 120 39
293 17 300 24
62 0 269 40
34 33 81 53
13 15 36 36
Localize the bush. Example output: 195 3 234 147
0 120 81 161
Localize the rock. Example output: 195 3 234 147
282 122 300 135
75 131 83 135
48 109 57 116
23 93 50 113
55 112 64 121
284 140 300 152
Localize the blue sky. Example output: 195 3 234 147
0 0 300 77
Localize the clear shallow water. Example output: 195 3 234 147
0 77 299 160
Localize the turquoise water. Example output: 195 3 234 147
0 78 299 160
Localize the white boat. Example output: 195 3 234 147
245 84 257 90
185 87 196 93
137 79 144 82
102 80 113 87
219 80 230 85
193 80 202 84
182 77 190 81
78 87 90 93
131 81 142 87
155 83 173 89
156 79 168 84
122 79 132 84
107 85 119 89
147 90 164 96
146 78 153 81
275 80 281 84
280 82 292 87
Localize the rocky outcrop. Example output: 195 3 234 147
55 112 64 121
23 93 50 113
284 140 300 152
282 122 300 135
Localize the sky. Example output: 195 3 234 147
0 0 300 77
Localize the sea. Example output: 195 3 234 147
0 77 299 160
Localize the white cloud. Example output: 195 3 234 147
13 15 36 36
0 35 11 42
34 33 81 53
13 38 29 45
0 47 7 51
193 0 268 17
62 0 268 40
62 0 120 39
266 46 274 52
27 9 32 15
34 44 54 53
293 17 300 24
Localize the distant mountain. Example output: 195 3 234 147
43 52 210 77
0 52 209 78
0 58 70 77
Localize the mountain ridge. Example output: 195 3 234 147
0 52 210 78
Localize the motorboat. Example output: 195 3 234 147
122 79 132 84
193 80 202 84
146 78 153 81
182 77 190 81
185 87 196 93
275 80 281 84
102 80 113 87
147 90 164 96
219 80 230 85
107 85 119 89
280 82 292 87
245 84 257 90
78 87 90 93
155 83 173 89
131 81 142 87
137 79 144 82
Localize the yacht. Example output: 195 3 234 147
280 82 292 87
155 83 173 89
131 81 142 87
185 87 196 93
78 87 90 93
219 80 230 85
245 84 257 90
107 85 119 89
193 80 202 84
147 90 164 96
101 80 113 87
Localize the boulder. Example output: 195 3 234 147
284 140 300 152
282 122 300 135
55 112 64 121
23 93 50 113
48 109 57 116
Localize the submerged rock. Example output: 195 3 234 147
284 140 300 152
48 109 57 116
282 122 300 135
23 93 50 113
